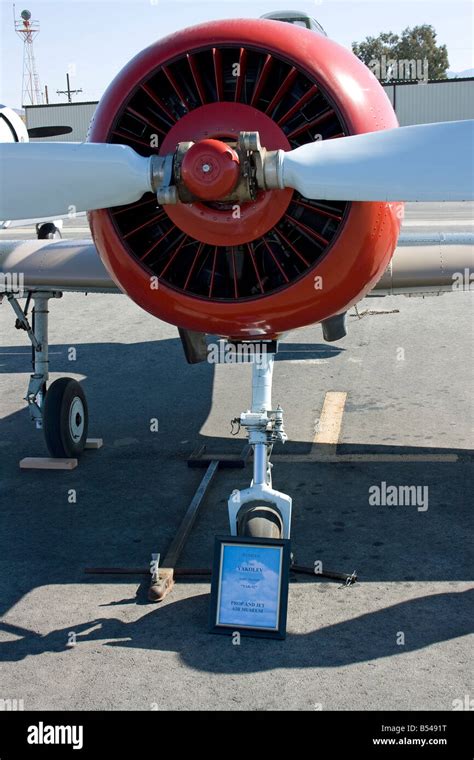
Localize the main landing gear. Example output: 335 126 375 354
228 344 292 540
6 290 89 458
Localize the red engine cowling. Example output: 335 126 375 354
88 18 401 339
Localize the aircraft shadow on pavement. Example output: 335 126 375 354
0 589 472 671
0 338 472 655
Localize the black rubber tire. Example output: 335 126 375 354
239 506 283 539
37 222 62 240
43 378 88 458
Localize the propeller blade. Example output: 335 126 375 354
0 142 154 220
279 120 474 202
27 126 73 138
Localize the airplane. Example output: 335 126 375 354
1 14 473 555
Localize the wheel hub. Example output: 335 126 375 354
69 396 85 443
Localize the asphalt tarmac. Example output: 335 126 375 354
0 203 472 710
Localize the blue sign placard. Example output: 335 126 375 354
210 536 290 639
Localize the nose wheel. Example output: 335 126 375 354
43 377 89 458
238 503 283 539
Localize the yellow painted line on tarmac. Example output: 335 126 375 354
313 391 347 449
272 390 459 463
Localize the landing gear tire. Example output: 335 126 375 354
43 378 88 458
37 222 62 240
238 505 283 539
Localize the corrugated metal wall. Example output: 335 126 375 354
25 102 97 142
383 85 394 107
386 80 474 126
25 79 474 141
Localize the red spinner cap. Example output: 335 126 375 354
181 139 240 201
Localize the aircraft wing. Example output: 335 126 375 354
0 238 120 294
0 232 472 297
375 232 474 295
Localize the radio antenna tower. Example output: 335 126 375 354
14 6 43 105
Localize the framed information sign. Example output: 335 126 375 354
209 535 290 639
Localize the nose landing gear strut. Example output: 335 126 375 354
228 344 292 540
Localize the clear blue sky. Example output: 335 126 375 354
1 0 473 109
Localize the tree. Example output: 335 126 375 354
352 25 449 82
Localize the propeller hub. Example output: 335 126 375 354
180 138 240 201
